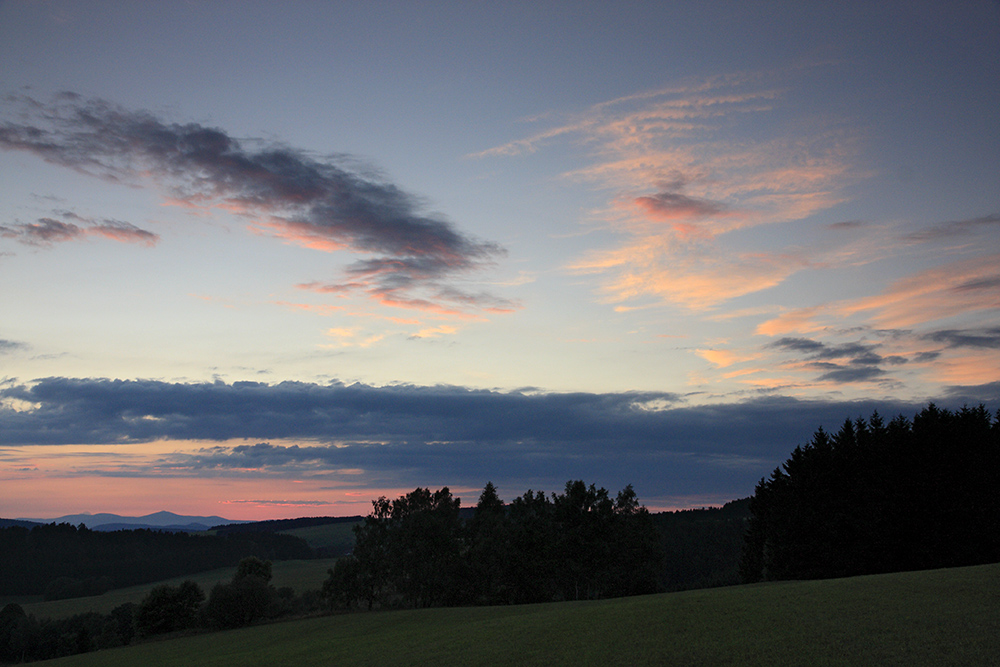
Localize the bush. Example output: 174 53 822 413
135 581 204 637
203 557 277 629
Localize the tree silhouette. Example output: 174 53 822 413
327 480 664 608
135 580 204 636
741 404 1000 582
203 557 276 629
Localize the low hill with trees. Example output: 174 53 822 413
0 524 313 599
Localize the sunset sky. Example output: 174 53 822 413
2 1 998 521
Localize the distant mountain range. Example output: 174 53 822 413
13 510 246 532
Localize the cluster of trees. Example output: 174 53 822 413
323 481 664 610
0 557 325 663
741 403 1000 582
0 601 138 664
0 523 313 598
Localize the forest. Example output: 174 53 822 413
0 524 311 598
741 403 1000 581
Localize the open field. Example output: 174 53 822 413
279 521 360 554
36 562 1000 666
5 559 338 620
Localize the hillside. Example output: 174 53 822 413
7 559 338 621
33 563 1000 666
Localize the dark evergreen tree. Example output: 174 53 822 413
464 481 514 604
741 403 1000 582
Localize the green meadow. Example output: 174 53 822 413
278 521 360 554
35 562 1000 666
7 559 338 620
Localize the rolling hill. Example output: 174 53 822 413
32 562 1000 666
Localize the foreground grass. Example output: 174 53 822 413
8 559 337 620
36 563 1000 666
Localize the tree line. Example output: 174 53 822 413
0 523 312 598
741 403 1000 582
323 480 665 610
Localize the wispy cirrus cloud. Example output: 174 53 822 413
220 498 337 507
835 253 1000 329
573 240 812 311
903 213 1000 243
0 338 28 354
477 69 857 311
0 93 510 316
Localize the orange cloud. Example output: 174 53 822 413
411 325 458 339
323 327 385 348
254 219 349 252
755 307 825 336
572 238 810 311
933 353 1000 386
695 349 757 368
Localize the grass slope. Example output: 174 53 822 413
279 521 359 554
9 559 338 620
37 563 1000 666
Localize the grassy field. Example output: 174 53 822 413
35 562 1000 666
279 521 359 554
7 559 338 620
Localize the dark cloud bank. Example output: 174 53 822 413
3 378 996 500
0 93 511 314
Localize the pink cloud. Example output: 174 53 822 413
933 353 1000 386
0 215 159 247
572 239 811 311
835 254 1000 328
86 221 159 246
755 307 825 336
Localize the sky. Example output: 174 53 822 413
1 0 998 521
